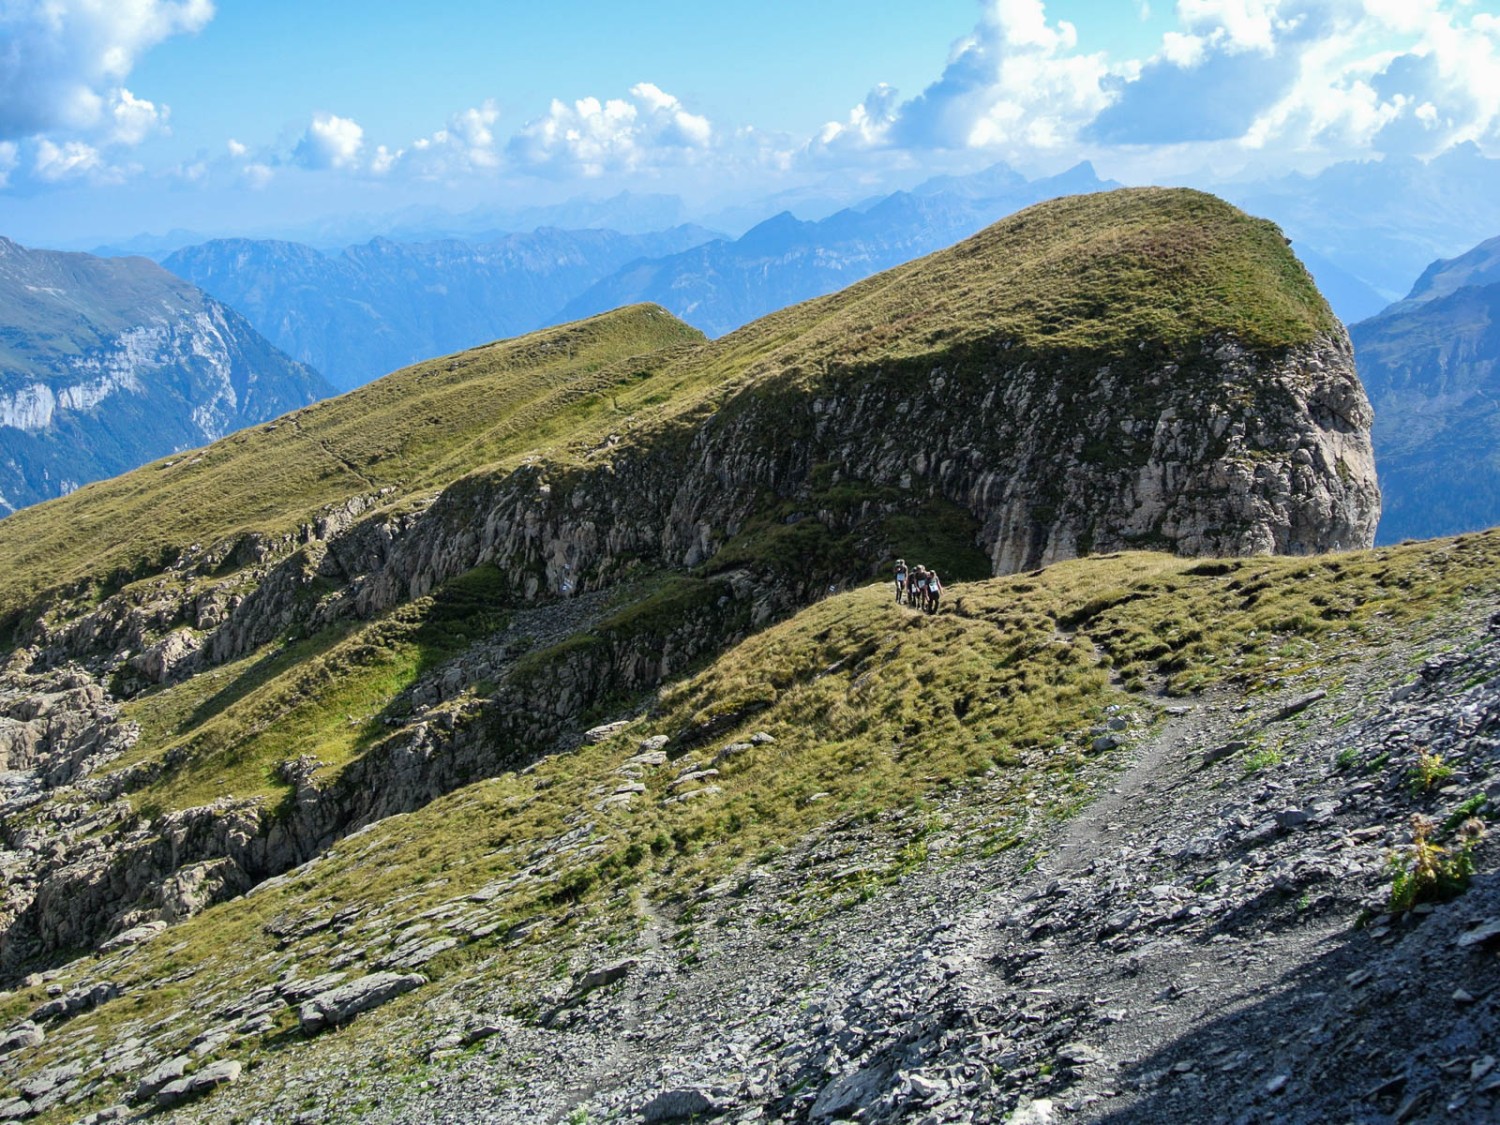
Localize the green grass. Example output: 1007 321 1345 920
115 565 511 810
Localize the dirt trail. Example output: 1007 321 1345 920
1041 702 1216 879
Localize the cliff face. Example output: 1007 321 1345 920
336 332 1375 640
0 237 332 512
1350 249 1500 543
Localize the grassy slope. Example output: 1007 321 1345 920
0 304 702 621
0 188 1335 625
6 529 1499 1121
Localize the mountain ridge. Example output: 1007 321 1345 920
0 188 1408 1125
162 226 721 390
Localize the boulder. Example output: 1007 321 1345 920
641 1088 726 1122
156 1060 241 1106
298 972 427 1034
134 1055 189 1102
0 1021 43 1054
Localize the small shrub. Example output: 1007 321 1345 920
1408 748 1454 794
1388 815 1484 913
1241 746 1283 774
1444 794 1489 833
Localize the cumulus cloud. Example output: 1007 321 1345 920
813 84 902 151
0 0 211 142
508 82 713 177
404 99 501 176
807 0 1500 177
293 112 365 170
107 87 165 145
33 138 103 182
1221 1 1500 162
813 0 1114 160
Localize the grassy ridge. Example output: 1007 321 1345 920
0 189 1335 627
0 305 701 622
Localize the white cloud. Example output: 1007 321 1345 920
1225 2 1500 162
813 84 901 151
369 144 403 176
0 0 212 142
241 161 273 189
629 82 712 146
108 87 165 145
806 0 1500 178
404 99 501 176
1177 0 1286 53
226 137 247 158
508 83 713 177
0 142 16 188
33 138 103 182
814 0 1114 161
293 112 365 170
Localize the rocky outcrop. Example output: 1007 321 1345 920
298 972 427 1034
342 329 1377 626
0 668 137 785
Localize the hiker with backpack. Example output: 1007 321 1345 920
894 558 909 604
925 568 942 614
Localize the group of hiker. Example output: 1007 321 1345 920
893 559 942 614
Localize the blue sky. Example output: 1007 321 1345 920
2 1 1498 245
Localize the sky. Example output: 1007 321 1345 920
2 0 1500 246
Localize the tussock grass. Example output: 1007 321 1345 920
117 566 510 810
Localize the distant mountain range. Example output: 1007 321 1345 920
556 163 1125 337
163 226 718 390
0 237 329 514
1351 234 1500 544
156 164 1128 388
1232 143 1500 312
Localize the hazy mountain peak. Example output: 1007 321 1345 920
0 237 330 514
1402 233 1500 304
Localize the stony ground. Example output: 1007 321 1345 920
135 593 1500 1125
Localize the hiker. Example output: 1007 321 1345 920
909 565 928 609
925 568 942 614
894 558 909 604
